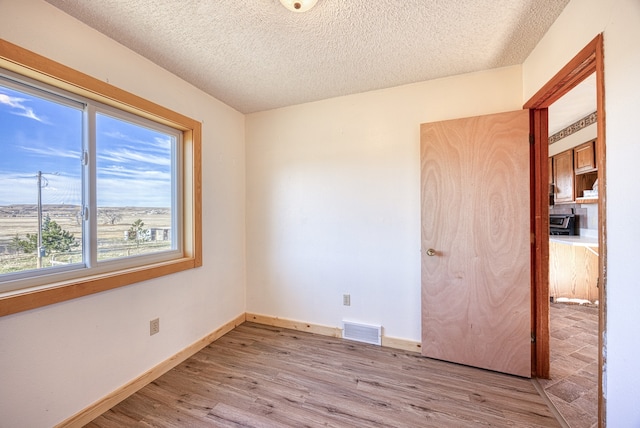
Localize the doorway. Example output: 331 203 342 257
524 34 606 426
546 73 599 427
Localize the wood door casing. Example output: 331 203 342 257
420 110 531 378
524 38 604 422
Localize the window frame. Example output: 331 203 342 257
92 105 183 267
0 39 202 317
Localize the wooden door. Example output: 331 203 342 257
420 110 531 377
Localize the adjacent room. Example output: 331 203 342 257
1 0 639 427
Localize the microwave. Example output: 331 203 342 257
550 214 576 235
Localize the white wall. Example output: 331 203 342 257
3 0 637 425
0 1 246 426
524 0 640 424
246 67 523 341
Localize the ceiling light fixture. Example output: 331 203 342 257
279 0 318 13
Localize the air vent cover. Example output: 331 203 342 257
342 321 382 345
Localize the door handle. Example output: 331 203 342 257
426 248 437 257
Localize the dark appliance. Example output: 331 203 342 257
550 214 576 235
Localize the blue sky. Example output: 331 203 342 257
0 83 173 207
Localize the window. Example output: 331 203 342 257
0 77 183 283
0 81 84 277
95 111 180 264
0 40 201 316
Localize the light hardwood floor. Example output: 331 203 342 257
86 323 560 427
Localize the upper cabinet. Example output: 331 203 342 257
553 150 575 203
574 139 597 174
551 139 598 204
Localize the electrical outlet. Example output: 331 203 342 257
150 318 160 336
343 294 351 306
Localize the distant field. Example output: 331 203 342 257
0 205 171 274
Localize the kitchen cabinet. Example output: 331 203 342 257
575 171 598 202
550 139 598 204
548 157 554 205
549 240 599 303
552 150 574 203
574 139 597 174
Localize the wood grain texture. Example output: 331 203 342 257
549 242 599 303
575 172 598 201
86 323 560 427
574 139 597 174
594 33 606 427
420 110 531 377
57 313 246 428
246 313 422 353
246 313 342 337
380 335 422 353
0 40 199 129
525 35 605 420
0 258 195 317
523 36 599 110
552 150 574 203
531 108 550 379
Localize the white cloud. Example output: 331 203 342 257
20 145 81 160
98 148 171 166
0 93 48 123
0 93 26 109
103 130 172 151
0 169 170 207
0 172 81 206
98 165 171 181
97 176 171 207
154 136 172 150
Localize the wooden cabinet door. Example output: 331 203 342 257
420 110 531 377
549 157 554 205
549 242 599 303
553 150 574 203
574 139 597 174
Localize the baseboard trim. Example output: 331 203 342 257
246 313 421 353
246 312 342 337
56 312 246 428
57 312 421 426
381 335 422 353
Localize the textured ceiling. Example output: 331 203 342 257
45 0 570 114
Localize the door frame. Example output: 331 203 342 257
524 34 605 425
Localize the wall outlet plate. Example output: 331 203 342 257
343 294 351 306
150 318 160 336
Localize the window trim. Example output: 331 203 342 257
0 39 202 317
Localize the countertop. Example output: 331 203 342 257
549 235 598 247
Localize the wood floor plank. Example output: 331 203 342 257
86 323 560 427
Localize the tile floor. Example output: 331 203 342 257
540 303 599 428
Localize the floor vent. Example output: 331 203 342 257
342 321 382 346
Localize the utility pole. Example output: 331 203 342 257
37 171 44 269
36 170 57 269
